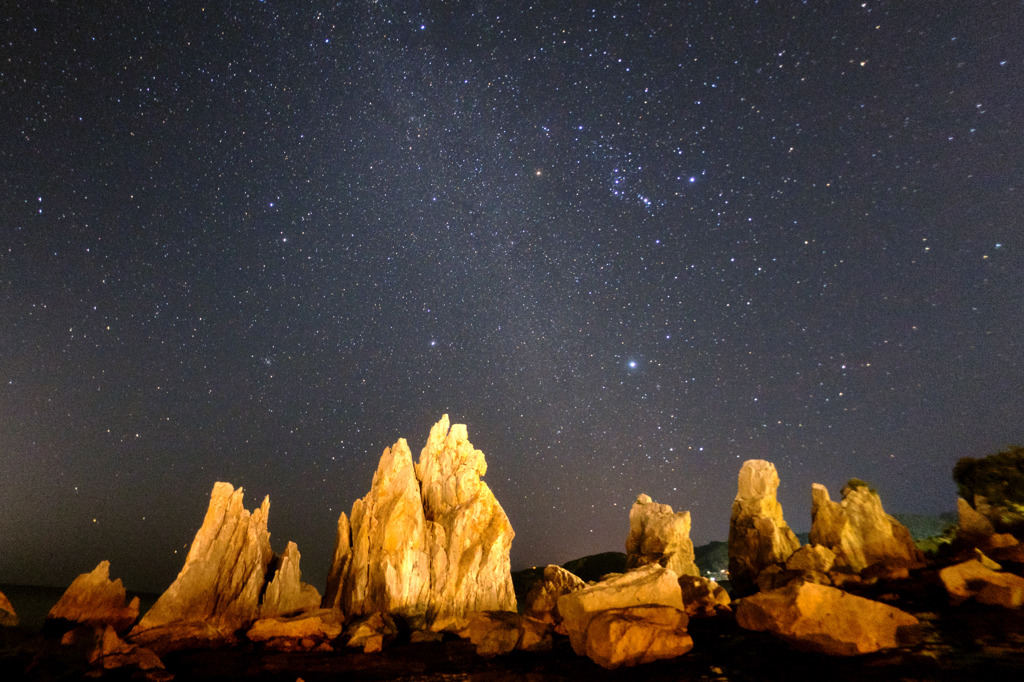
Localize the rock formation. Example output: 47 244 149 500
47 561 140 632
416 415 517 630
625 494 699 577
129 482 274 652
809 481 924 574
735 581 919 656
582 605 693 669
326 415 517 631
343 438 432 622
728 460 801 595
523 564 586 628
260 541 322 619
556 564 685 657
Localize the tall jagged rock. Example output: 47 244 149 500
728 460 800 595
625 494 700 578
128 482 274 652
260 541 321 618
809 481 924 574
417 415 517 630
326 415 517 631
47 561 140 633
342 438 432 623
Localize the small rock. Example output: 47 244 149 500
0 590 19 627
523 564 586 625
345 612 398 653
677 575 731 617
467 611 522 657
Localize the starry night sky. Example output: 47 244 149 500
2 1 1023 593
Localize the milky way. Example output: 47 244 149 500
2 1 1023 592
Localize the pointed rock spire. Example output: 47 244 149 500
326 415 517 631
728 460 800 595
128 482 274 652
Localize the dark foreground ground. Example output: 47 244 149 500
2 571 1024 681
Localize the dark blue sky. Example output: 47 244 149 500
2 1 1023 593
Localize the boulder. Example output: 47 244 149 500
735 581 919 656
327 415 517 632
466 611 552 656
523 564 586 626
344 612 399 653
247 608 344 651
939 558 1024 608
625 494 700 578
785 544 836 574
728 460 801 595
260 541 322 618
583 605 693 669
677 576 731 617
809 481 924 574
62 625 166 675
557 564 684 656
128 482 274 652
416 415 517 630
0 590 19 627
47 561 140 633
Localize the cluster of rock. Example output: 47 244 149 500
16 432 1024 675
28 415 518 676
725 460 925 655
728 460 925 595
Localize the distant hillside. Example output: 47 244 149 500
562 551 626 582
